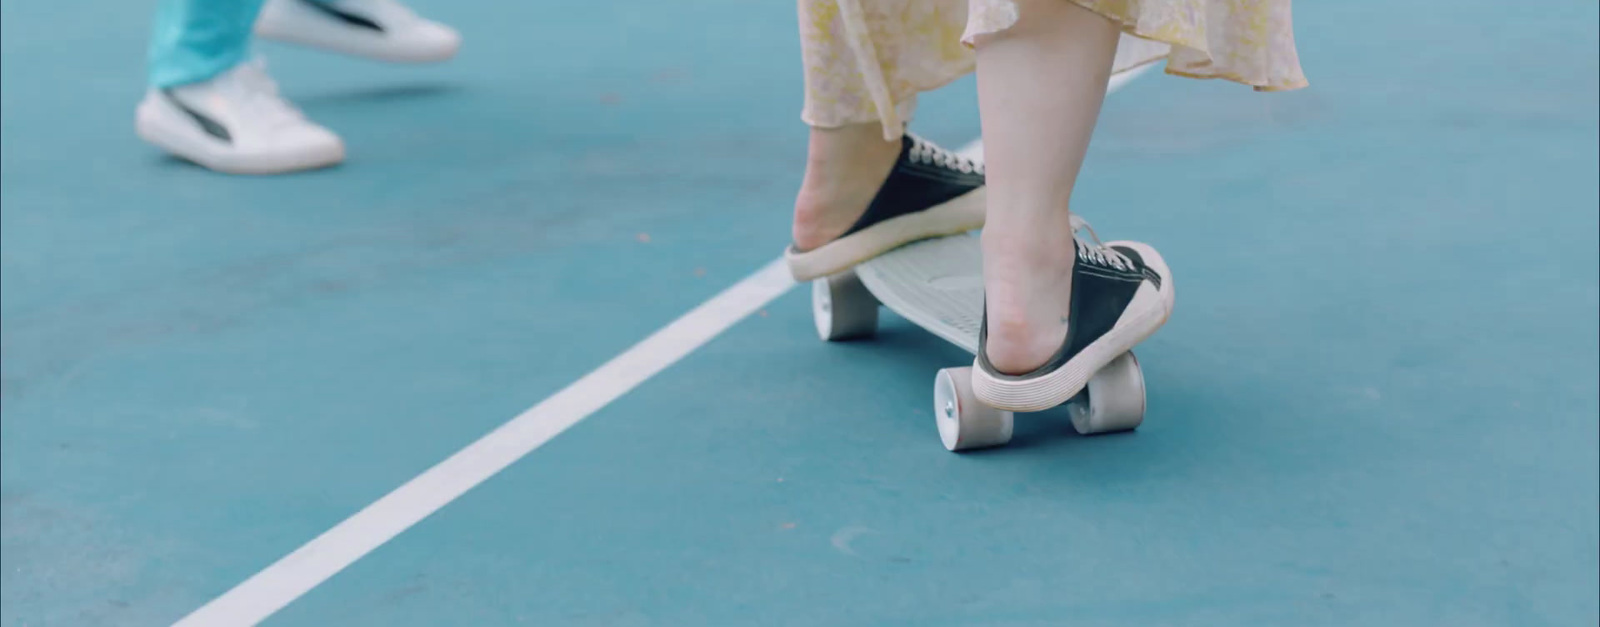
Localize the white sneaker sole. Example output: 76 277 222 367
784 187 986 282
970 241 1175 413
135 93 345 175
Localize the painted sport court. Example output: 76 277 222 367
3 1 1596 625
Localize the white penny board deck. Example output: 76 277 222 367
854 232 986 355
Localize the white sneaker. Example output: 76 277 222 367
135 59 345 175
255 0 460 63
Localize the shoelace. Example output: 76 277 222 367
222 59 307 129
1071 214 1134 272
907 135 985 175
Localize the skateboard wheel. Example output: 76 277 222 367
1067 352 1146 435
812 270 878 342
934 367 1014 451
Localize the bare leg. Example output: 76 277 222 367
974 0 1121 374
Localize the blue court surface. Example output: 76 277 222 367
3 1 1597 626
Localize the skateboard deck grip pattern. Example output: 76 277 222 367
854 233 986 355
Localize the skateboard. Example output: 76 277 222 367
810 230 1147 452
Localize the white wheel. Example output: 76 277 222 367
934 367 1014 451
1067 351 1146 435
812 270 878 341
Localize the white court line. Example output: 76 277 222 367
172 259 796 626
172 65 1151 627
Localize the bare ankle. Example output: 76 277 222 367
980 218 1078 375
791 188 852 251
790 125 901 251
982 269 1073 375
984 316 1067 374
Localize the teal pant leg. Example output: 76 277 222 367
147 0 269 88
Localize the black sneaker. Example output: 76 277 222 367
785 133 987 281
971 216 1175 412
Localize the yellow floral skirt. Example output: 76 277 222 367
799 0 1309 139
